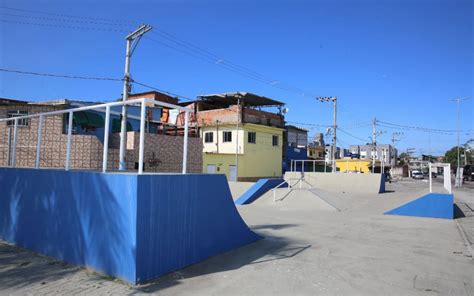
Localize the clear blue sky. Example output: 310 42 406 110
0 0 472 155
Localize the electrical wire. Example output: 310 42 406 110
0 68 123 81
337 127 368 143
0 19 128 33
0 6 134 25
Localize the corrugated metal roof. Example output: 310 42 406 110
198 92 284 107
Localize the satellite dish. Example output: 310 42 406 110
282 107 289 114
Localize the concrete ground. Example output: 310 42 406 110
1 179 473 295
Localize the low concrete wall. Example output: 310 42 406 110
0 168 260 284
284 172 385 194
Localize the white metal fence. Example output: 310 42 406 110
0 98 195 174
289 159 336 173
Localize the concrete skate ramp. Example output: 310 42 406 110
384 193 453 219
228 181 255 200
309 188 352 211
254 188 338 211
0 168 261 284
285 172 385 194
235 178 285 205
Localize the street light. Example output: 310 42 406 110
316 96 337 173
450 97 470 187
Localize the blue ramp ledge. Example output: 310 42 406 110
384 193 454 219
235 178 285 205
0 168 261 284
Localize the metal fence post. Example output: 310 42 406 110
65 111 73 170
138 100 146 174
182 110 189 174
102 106 111 173
35 115 43 169
429 163 432 193
12 118 18 167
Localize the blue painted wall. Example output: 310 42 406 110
384 193 453 219
136 174 261 282
0 168 138 282
283 146 307 172
235 178 285 205
0 169 260 284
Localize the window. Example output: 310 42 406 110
272 135 279 146
248 132 256 143
223 131 232 142
7 110 29 127
204 132 214 143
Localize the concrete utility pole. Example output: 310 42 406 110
372 118 376 173
235 96 241 181
119 24 152 171
449 97 470 187
371 118 385 173
391 132 403 166
316 96 337 173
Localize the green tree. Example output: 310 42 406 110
444 140 473 168
398 152 410 165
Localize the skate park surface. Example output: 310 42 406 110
1 179 473 295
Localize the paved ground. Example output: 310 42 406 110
1 179 473 295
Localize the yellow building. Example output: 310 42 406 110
195 92 285 181
202 123 283 181
336 158 381 173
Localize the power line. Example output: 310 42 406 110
0 19 128 33
0 68 123 81
0 5 370 123
376 120 462 135
0 11 133 27
337 127 368 143
0 6 134 25
131 80 194 101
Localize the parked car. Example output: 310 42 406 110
412 172 424 179
463 164 474 181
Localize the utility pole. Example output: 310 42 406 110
449 97 470 187
118 24 152 171
391 132 403 166
372 118 376 173
371 118 385 173
235 96 241 181
316 96 337 173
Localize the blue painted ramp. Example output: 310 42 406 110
0 168 260 284
235 178 284 205
384 193 454 219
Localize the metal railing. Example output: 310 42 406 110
271 176 313 202
290 159 336 173
0 98 192 174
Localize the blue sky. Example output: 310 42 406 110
0 0 472 155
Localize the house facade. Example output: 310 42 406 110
191 92 285 181
0 92 203 173
283 125 308 172
348 144 398 167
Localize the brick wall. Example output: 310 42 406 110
0 104 203 173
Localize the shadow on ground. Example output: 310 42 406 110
0 241 83 290
454 204 466 219
0 223 311 294
132 224 311 294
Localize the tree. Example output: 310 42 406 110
444 139 473 169
398 152 410 165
